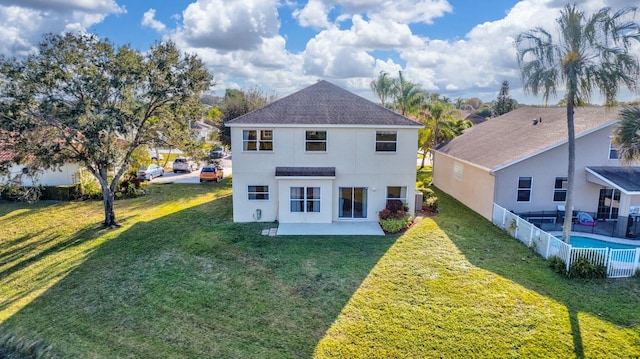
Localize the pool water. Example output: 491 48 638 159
569 236 640 249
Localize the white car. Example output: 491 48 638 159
173 157 198 173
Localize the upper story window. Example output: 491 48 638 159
609 138 619 159
243 130 273 151
248 185 269 200
553 177 567 202
517 177 532 202
305 131 327 152
376 131 397 152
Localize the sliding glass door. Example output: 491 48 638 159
339 187 367 219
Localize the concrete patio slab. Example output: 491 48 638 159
276 221 384 236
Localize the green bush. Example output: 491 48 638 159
424 196 438 212
417 186 435 199
0 333 53 359
76 169 102 199
568 256 607 279
40 184 81 201
548 256 567 275
379 214 412 233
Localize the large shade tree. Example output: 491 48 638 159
0 33 213 227
614 105 640 163
516 5 640 242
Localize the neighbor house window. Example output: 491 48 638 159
305 130 327 151
386 186 407 206
248 185 269 200
609 138 619 159
517 177 532 202
243 130 273 151
290 187 320 213
553 177 567 202
376 131 397 152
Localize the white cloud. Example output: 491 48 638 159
0 1 125 57
292 0 331 29
172 0 279 51
142 9 166 33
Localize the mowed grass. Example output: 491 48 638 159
1 171 640 358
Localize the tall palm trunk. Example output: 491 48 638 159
562 103 576 243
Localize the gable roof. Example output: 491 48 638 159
226 80 422 127
435 106 622 171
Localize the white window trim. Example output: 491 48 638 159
608 136 619 160
517 176 532 203
386 186 407 203
242 129 273 152
375 130 397 153
290 186 321 213
248 185 270 200
304 130 328 153
553 177 567 202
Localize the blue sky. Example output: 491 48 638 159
1 0 638 104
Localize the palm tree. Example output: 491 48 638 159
370 71 394 107
417 99 470 169
516 4 640 243
614 105 640 163
391 71 424 116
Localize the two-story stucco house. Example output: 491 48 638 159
432 106 640 237
226 81 422 233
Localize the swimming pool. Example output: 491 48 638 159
569 236 640 249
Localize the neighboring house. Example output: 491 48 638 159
432 106 640 237
191 120 215 142
226 80 422 224
455 110 487 125
0 150 79 186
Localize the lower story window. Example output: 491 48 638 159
248 185 269 200
290 187 320 213
386 186 407 206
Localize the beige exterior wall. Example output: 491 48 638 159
230 126 419 223
432 152 495 219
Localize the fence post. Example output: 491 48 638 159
515 216 520 238
529 225 534 247
545 235 551 259
502 207 506 228
565 245 572 273
634 248 640 275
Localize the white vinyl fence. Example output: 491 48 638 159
492 203 640 278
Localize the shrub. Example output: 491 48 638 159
379 200 412 233
379 214 412 233
548 256 567 275
417 187 435 199
568 256 607 279
424 196 438 212
116 178 146 199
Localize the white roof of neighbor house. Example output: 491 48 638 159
226 80 422 128
434 106 623 171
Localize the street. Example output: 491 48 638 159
151 155 232 184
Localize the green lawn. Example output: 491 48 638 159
1 173 639 358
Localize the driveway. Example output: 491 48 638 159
151 155 232 184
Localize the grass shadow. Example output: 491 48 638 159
431 187 640 356
0 186 396 358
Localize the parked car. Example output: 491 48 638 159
173 157 199 173
199 165 223 182
210 146 227 159
138 164 164 180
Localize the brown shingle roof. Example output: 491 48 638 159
435 106 622 171
226 80 422 127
